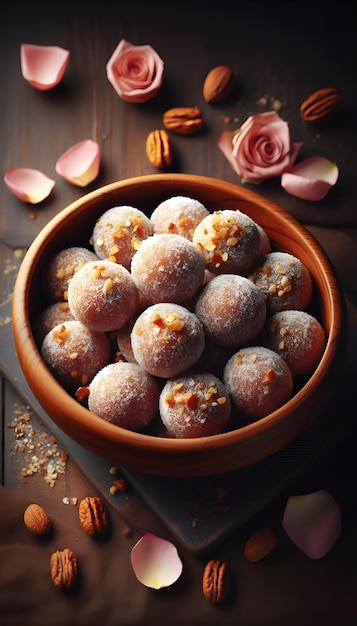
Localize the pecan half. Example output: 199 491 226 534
202 559 230 605
78 496 109 538
50 548 78 590
300 87 342 123
146 129 173 168
163 106 203 135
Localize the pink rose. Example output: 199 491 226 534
106 39 164 103
218 111 302 183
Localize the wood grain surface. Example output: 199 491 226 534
1 2 357 624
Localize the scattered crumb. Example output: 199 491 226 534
7 402 67 487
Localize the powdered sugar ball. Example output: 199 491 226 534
92 205 153 269
192 209 261 275
88 362 160 431
224 346 293 420
67 259 140 332
150 196 209 240
131 303 205 378
41 320 111 392
34 301 75 343
260 310 326 377
43 246 98 303
249 251 313 313
195 274 267 348
131 233 205 304
159 372 231 438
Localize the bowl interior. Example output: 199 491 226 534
12 174 346 476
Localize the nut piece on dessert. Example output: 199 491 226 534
146 129 173 169
23 503 52 536
202 559 230 605
50 548 78 590
78 496 109 538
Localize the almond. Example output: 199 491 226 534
203 65 236 103
146 129 173 168
243 527 278 562
163 106 203 135
300 87 342 123
23 503 52 536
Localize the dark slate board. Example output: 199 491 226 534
1 298 355 555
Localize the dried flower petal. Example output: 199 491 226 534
281 157 339 200
106 39 164 103
282 489 342 559
20 43 70 91
130 533 183 589
4 167 55 203
55 140 101 187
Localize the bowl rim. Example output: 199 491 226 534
12 173 346 457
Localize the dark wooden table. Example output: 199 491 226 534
1 2 357 624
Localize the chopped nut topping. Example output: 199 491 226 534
263 368 277 383
53 324 70 344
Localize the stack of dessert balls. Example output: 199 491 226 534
36 196 326 439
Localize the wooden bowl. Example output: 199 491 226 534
12 174 346 477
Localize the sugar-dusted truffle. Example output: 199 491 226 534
223 346 293 421
88 362 160 431
159 372 231 438
34 301 74 344
43 246 98 303
150 195 209 240
41 320 111 392
67 259 140 332
92 205 153 269
131 303 205 378
131 233 206 304
192 209 261 275
260 309 326 377
195 274 267 348
248 251 313 313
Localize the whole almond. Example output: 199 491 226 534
300 87 342 123
163 106 203 135
50 548 78 590
202 559 230 605
203 65 236 103
146 129 173 168
23 503 52 536
78 496 109 538
243 527 278 562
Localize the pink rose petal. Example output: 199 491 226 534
4 168 55 203
55 140 101 187
282 489 342 559
106 39 164 103
130 533 183 589
20 43 70 91
281 157 339 200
